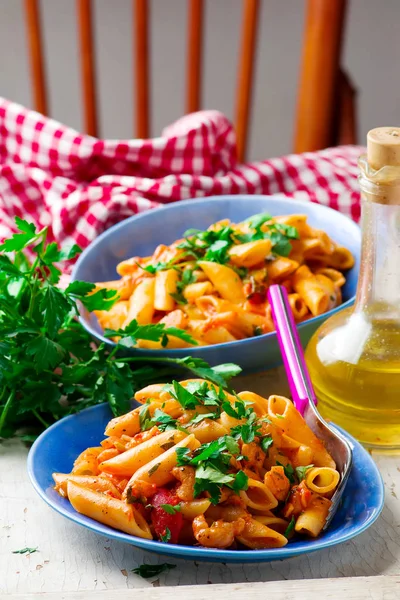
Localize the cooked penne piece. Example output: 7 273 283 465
292 265 330 316
124 277 155 326
183 281 214 302
305 467 340 496
295 495 332 538
268 395 336 468
197 261 245 303
228 239 272 268
72 447 103 476
236 518 288 549
154 269 180 311
67 481 153 538
239 478 278 511
267 257 299 280
53 474 121 499
124 434 200 495
94 277 133 301
180 499 212 520
98 429 188 477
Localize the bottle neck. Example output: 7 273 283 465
355 193 400 319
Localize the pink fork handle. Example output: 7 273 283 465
267 284 317 416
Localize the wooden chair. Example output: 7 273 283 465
24 0 357 163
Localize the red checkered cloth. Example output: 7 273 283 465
0 97 363 264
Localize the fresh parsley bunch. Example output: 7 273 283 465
0 218 241 440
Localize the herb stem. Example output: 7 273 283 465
32 410 50 429
0 390 15 434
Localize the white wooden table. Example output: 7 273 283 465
1 368 400 600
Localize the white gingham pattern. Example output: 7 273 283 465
0 97 363 267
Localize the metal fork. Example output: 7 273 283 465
267 284 353 529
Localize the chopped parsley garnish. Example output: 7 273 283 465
160 504 181 514
260 435 273 454
277 461 296 484
139 406 177 432
226 399 262 444
12 547 38 555
147 463 160 476
284 516 296 538
159 527 172 543
170 267 196 305
132 563 176 579
295 464 314 482
236 212 299 257
175 435 249 504
104 319 197 348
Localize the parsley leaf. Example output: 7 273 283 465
284 516 296 538
132 563 176 579
277 461 296 484
260 435 273 454
160 504 181 514
12 547 38 554
159 527 172 543
0 217 241 440
295 464 314 482
104 320 197 348
232 470 249 493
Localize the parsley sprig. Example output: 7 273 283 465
0 219 241 440
176 435 249 504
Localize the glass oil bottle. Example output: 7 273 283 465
305 127 400 448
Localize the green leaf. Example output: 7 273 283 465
0 255 23 277
25 336 65 371
295 464 314 482
160 503 181 515
40 285 71 338
65 280 95 296
171 380 199 410
189 412 216 425
284 516 296 538
0 218 39 252
175 446 191 466
67 280 117 311
277 461 296 484
159 527 171 543
12 547 38 554
176 357 241 389
231 470 249 493
260 436 273 454
245 212 273 229
132 563 176 579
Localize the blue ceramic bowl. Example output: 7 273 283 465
72 195 361 372
27 402 384 564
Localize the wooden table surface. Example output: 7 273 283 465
1 368 400 600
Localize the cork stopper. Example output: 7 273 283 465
367 127 400 170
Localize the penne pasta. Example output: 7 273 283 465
54 379 341 549
91 212 352 348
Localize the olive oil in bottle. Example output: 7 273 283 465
305 128 400 448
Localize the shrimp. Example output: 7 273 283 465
241 442 266 471
172 465 195 502
192 515 246 548
264 465 291 502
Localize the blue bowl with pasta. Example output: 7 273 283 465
72 195 361 373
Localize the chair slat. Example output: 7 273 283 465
77 0 98 137
186 0 204 114
235 0 260 163
337 69 357 146
134 0 150 139
24 0 48 116
293 0 347 153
